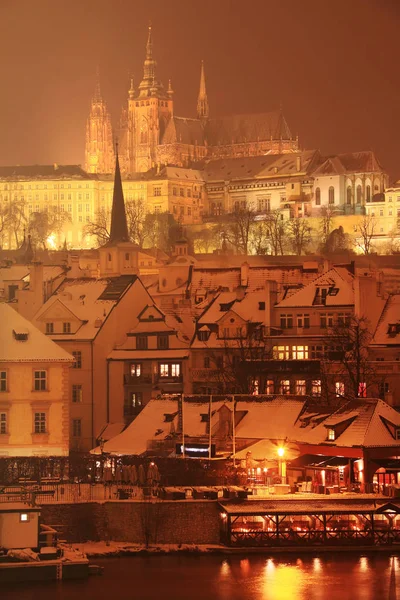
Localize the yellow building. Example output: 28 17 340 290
0 303 73 456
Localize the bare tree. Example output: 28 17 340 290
264 210 286 255
204 325 273 394
125 200 148 246
354 214 377 255
286 218 312 255
322 314 378 402
249 221 270 255
83 208 110 246
28 208 70 250
3 198 27 248
225 208 256 254
318 206 335 248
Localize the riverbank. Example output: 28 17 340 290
69 540 400 558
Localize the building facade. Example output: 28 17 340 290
0 303 73 456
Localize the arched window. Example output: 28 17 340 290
315 187 321 205
328 186 335 205
366 185 371 202
346 186 352 205
356 185 362 204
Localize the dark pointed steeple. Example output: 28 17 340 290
109 143 129 244
197 60 209 120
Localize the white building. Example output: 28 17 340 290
0 303 73 456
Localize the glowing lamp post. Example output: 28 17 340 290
277 446 287 483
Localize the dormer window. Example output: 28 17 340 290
198 330 209 342
63 322 71 334
13 328 29 341
327 428 336 441
388 324 400 336
45 323 54 335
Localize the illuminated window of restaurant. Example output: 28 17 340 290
280 380 290 394
265 380 274 394
273 346 290 360
327 428 335 441
312 380 322 396
296 380 306 395
358 382 367 398
335 382 345 397
292 346 309 360
130 363 141 377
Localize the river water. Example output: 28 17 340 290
2 553 399 600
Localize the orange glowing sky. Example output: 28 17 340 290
0 0 399 178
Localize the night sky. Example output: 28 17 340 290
1 0 399 178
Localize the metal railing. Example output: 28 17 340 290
0 483 143 504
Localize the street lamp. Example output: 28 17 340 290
277 446 286 483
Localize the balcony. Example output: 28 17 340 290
154 374 183 385
124 374 153 385
191 369 221 381
264 326 331 337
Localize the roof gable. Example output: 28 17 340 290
276 267 354 308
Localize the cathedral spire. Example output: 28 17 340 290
146 23 153 60
94 65 102 102
197 60 209 120
109 143 129 244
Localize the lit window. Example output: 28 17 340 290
171 363 180 377
20 513 29 522
72 385 82 403
34 371 47 391
130 363 141 377
292 346 309 360
265 380 274 394
160 364 169 377
327 428 335 441
34 412 46 433
273 346 290 360
280 380 290 394
312 380 322 396
358 382 367 398
296 380 306 395
0 371 7 392
335 382 345 397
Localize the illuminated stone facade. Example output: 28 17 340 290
85 73 114 174
85 26 298 176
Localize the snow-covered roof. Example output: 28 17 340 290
373 294 400 345
33 277 134 340
0 303 73 363
292 399 400 448
276 267 354 308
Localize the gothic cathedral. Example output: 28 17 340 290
85 26 298 175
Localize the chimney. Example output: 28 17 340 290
67 254 82 279
240 261 249 287
296 155 301 172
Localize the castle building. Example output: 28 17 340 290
85 26 298 175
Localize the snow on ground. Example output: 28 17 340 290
67 541 224 557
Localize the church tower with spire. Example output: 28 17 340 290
99 144 141 277
85 69 114 174
126 25 173 172
197 61 209 120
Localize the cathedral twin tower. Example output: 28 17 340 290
85 26 297 176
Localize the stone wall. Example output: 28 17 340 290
40 500 221 545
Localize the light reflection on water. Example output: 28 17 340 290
2 554 399 600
